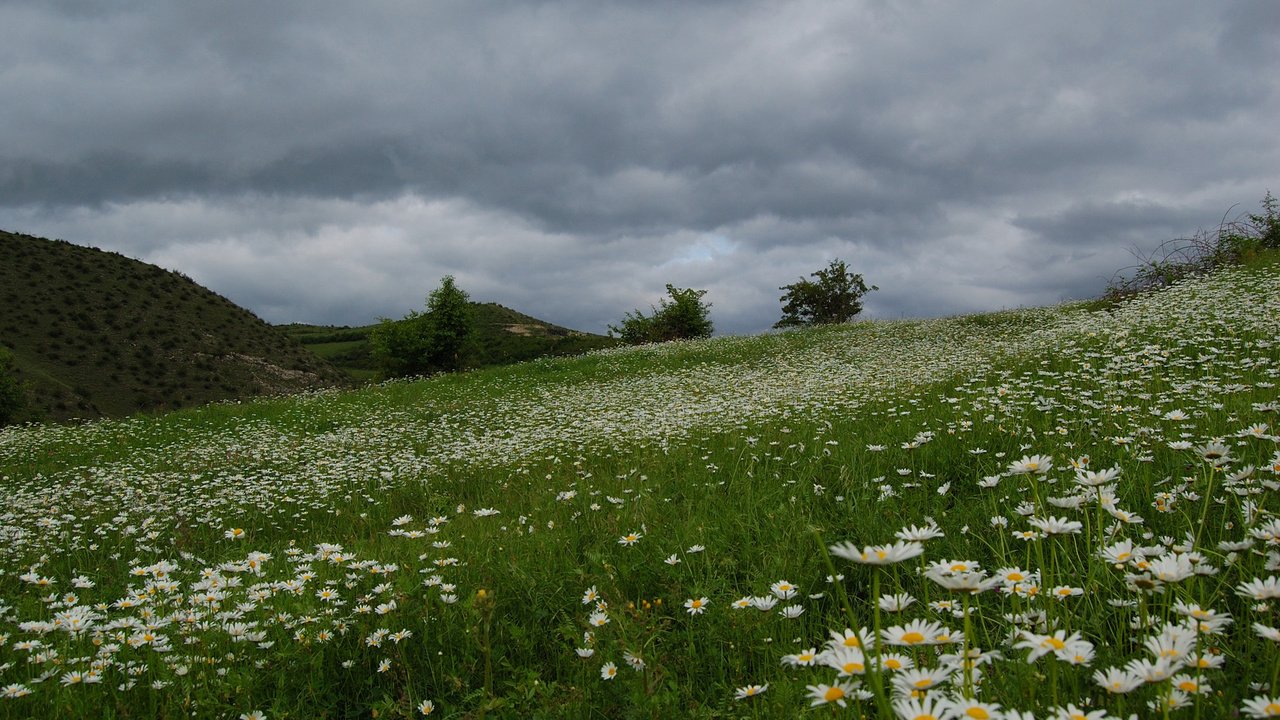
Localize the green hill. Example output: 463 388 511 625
280 303 620 380
0 230 350 422
1 258 1278 717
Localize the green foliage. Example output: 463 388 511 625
370 276 476 378
0 346 26 425
774 258 877 328
609 284 713 344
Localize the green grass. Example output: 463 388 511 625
1 259 1279 718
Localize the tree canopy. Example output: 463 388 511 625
369 276 475 378
610 284 713 344
775 259 876 328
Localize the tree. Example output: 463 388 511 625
0 346 26 426
774 259 877 328
369 276 475 378
610 284 713 344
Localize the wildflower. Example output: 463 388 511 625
1093 666 1143 694
623 650 645 671
1028 516 1084 535
734 683 768 700
581 586 599 605
939 697 1003 719
1254 623 1280 642
1014 630 1083 663
892 695 949 719
819 645 866 676
825 627 869 650
600 662 617 680
895 523 945 542
770 580 798 599
750 595 778 611
781 648 819 666
879 592 916 611
588 611 610 627
377 658 392 673
891 665 953 695
806 681 857 708
417 699 435 715
224 528 246 540
1 684 32 698
240 713 266 720
882 619 949 647
1241 695 1280 718
617 531 642 546
778 604 805 619
664 554 681 565
575 647 594 658
1238 576 1280 600
829 539 924 564
1009 454 1053 475
683 597 709 615
730 596 753 609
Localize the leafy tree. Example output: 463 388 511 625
610 284 714 344
0 346 25 426
369 276 475 378
774 259 877 328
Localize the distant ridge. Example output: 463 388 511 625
0 230 350 423
280 302 620 381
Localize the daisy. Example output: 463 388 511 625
733 683 768 700
417 699 436 715
829 539 924 565
882 619 949 647
879 652 914 672
819 645 867 676
939 697 1002 720
891 695 949 720
770 580 798 599
683 597 709 615
1093 666 1143 694
825 627 869 650
1028 516 1084 535
1051 704 1109 719
891 666 953 695
780 647 819 666
1008 454 1053 475
1241 695 1280 718
806 681 857 708
617 532 642 546
600 662 617 680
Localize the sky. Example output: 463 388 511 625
2 1 1278 336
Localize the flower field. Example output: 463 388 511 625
1 259 1278 718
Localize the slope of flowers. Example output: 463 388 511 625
0 261 1277 718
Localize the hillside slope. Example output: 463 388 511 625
280 302 620 380
0 230 349 422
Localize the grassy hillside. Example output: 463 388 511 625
0 230 350 422
280 303 620 381
1 258 1278 718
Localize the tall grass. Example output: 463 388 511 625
1 258 1278 718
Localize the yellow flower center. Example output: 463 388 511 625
844 662 864 674
885 658 902 670
1177 680 1197 692
901 631 925 644
913 714 938 720
966 709 991 719
823 686 845 702
1006 572 1024 581
1044 637 1066 650
950 563 968 572
914 678 934 688
1263 703 1280 715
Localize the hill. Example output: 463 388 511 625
280 302 620 380
0 230 350 422
0 258 1278 717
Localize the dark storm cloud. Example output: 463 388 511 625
2 1 1278 335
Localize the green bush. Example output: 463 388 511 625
774 258 877 328
370 276 476 378
609 284 713 344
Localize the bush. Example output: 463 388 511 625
774 259 877 328
369 276 476 378
610 285 713 344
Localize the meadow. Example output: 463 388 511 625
1 258 1278 719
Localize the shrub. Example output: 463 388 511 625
774 259 877 328
370 276 476 378
610 285 713 344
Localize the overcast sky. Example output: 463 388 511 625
2 1 1278 335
